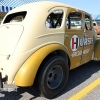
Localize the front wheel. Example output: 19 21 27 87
36 55 69 99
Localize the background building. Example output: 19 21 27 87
0 5 14 23
0 0 46 7
0 0 46 23
92 15 100 26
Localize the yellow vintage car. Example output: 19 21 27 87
0 1 100 99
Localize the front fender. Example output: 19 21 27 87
94 39 100 60
14 44 68 86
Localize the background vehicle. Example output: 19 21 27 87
93 21 100 38
93 21 100 35
0 1 99 99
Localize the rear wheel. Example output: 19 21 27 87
33 55 69 99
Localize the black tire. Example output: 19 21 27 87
35 55 69 99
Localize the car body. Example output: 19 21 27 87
0 1 100 99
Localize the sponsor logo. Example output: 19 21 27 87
80 38 93 46
71 49 90 57
70 35 93 57
70 35 93 51
70 35 79 51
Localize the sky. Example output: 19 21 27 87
0 0 100 17
54 0 100 17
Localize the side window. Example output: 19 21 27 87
66 11 82 29
4 11 27 23
85 15 92 30
46 10 63 28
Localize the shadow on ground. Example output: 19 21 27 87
55 60 100 98
0 60 100 100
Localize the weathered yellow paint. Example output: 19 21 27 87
14 44 68 86
68 78 100 100
94 39 100 60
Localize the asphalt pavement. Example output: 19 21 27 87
0 60 100 100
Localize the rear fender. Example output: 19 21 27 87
14 44 69 86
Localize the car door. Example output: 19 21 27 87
43 6 67 45
64 8 84 69
80 13 94 64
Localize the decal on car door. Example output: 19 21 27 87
70 35 93 57
70 35 79 51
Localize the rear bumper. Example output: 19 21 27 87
0 72 8 88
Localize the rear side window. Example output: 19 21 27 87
46 10 63 28
3 11 27 23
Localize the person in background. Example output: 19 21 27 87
46 16 52 28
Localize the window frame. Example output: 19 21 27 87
84 14 92 30
66 9 83 30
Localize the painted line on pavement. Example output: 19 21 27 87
68 78 100 100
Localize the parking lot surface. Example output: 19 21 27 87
0 60 100 100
